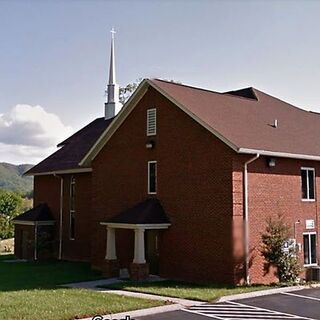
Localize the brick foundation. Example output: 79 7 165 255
130 263 149 281
103 259 120 278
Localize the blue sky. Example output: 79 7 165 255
1 0 320 163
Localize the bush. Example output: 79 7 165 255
261 214 301 283
0 190 23 240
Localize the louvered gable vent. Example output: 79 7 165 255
147 108 157 136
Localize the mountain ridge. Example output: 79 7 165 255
0 162 33 195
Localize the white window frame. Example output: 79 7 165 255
148 161 157 194
147 108 157 136
303 232 317 266
301 167 315 202
69 176 76 240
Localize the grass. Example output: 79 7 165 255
104 280 272 302
0 289 163 320
0 255 163 320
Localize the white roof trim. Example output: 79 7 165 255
78 78 320 165
238 148 320 161
25 167 92 176
79 79 150 166
148 80 239 152
13 220 55 226
80 79 238 166
100 222 171 230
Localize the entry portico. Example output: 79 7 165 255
100 198 170 280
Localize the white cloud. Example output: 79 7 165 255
0 104 73 164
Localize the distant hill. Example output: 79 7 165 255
0 163 33 196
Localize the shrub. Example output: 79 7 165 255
261 214 301 283
0 190 23 240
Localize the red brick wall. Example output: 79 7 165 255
233 156 320 284
31 87 320 284
14 224 35 260
33 173 92 261
91 87 236 283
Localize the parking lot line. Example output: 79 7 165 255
183 300 317 320
228 301 307 318
281 292 320 302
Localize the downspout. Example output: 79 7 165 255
244 153 260 285
34 222 38 261
54 174 64 260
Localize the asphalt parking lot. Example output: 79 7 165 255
138 288 320 320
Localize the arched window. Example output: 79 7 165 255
69 176 76 240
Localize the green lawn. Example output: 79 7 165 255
104 280 271 302
0 255 163 320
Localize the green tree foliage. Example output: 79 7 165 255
0 190 24 240
261 214 301 283
119 78 181 105
119 78 143 104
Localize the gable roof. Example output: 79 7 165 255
81 79 320 165
103 198 170 225
26 117 114 175
27 78 320 176
13 203 54 222
152 79 320 158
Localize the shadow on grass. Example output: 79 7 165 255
0 254 102 292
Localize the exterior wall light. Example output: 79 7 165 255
268 158 276 167
146 141 154 149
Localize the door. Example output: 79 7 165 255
145 230 160 275
21 230 29 259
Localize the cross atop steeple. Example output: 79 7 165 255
105 28 122 120
110 27 116 38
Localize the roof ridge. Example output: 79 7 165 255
57 117 105 147
223 87 259 101
152 78 259 102
152 78 223 95
253 88 313 115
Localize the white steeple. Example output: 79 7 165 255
105 28 122 120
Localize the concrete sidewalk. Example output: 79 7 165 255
62 278 201 306
61 278 123 290
64 279 320 320
99 289 202 307
63 278 203 320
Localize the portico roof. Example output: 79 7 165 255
13 203 55 225
101 198 170 226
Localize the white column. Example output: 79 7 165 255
133 228 146 264
105 227 117 260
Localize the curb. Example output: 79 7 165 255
218 284 320 302
76 282 320 319
99 289 202 306
79 303 183 320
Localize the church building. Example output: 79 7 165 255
13 31 320 284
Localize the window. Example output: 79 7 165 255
147 108 156 136
303 233 317 265
148 161 157 194
69 176 76 240
301 168 315 201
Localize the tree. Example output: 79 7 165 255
119 78 182 105
0 190 23 240
261 214 301 283
119 78 143 105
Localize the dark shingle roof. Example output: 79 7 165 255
26 117 114 174
104 198 170 225
13 203 54 222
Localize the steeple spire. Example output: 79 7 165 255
105 28 122 120
109 27 116 84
